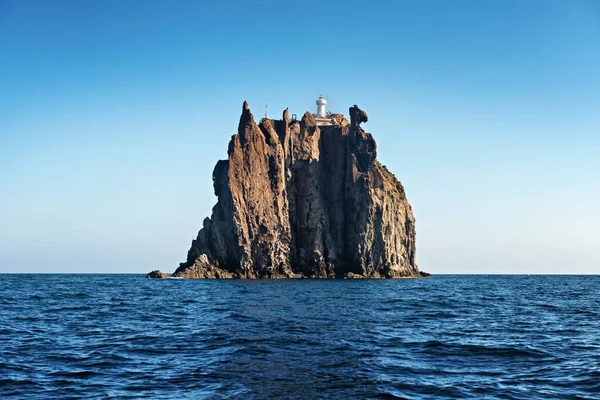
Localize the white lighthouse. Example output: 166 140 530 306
316 95 326 118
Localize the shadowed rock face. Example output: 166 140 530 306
171 102 419 279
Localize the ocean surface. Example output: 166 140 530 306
0 275 598 399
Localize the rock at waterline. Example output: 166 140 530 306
146 270 170 279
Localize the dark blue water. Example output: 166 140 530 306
1 275 599 399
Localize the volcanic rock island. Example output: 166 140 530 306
148 98 429 279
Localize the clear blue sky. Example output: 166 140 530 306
1 0 598 274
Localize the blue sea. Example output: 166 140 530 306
0 275 598 399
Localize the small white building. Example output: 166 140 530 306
312 95 346 126
316 95 327 118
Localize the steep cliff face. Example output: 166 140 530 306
171 102 419 278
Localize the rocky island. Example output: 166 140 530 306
148 99 428 279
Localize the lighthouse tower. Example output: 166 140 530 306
316 95 326 117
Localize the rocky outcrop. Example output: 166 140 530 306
349 105 368 127
169 102 421 279
146 270 170 279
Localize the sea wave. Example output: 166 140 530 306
0 274 598 399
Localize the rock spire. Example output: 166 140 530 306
165 102 420 278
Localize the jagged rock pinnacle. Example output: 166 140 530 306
349 105 368 127
300 111 316 128
169 101 420 279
